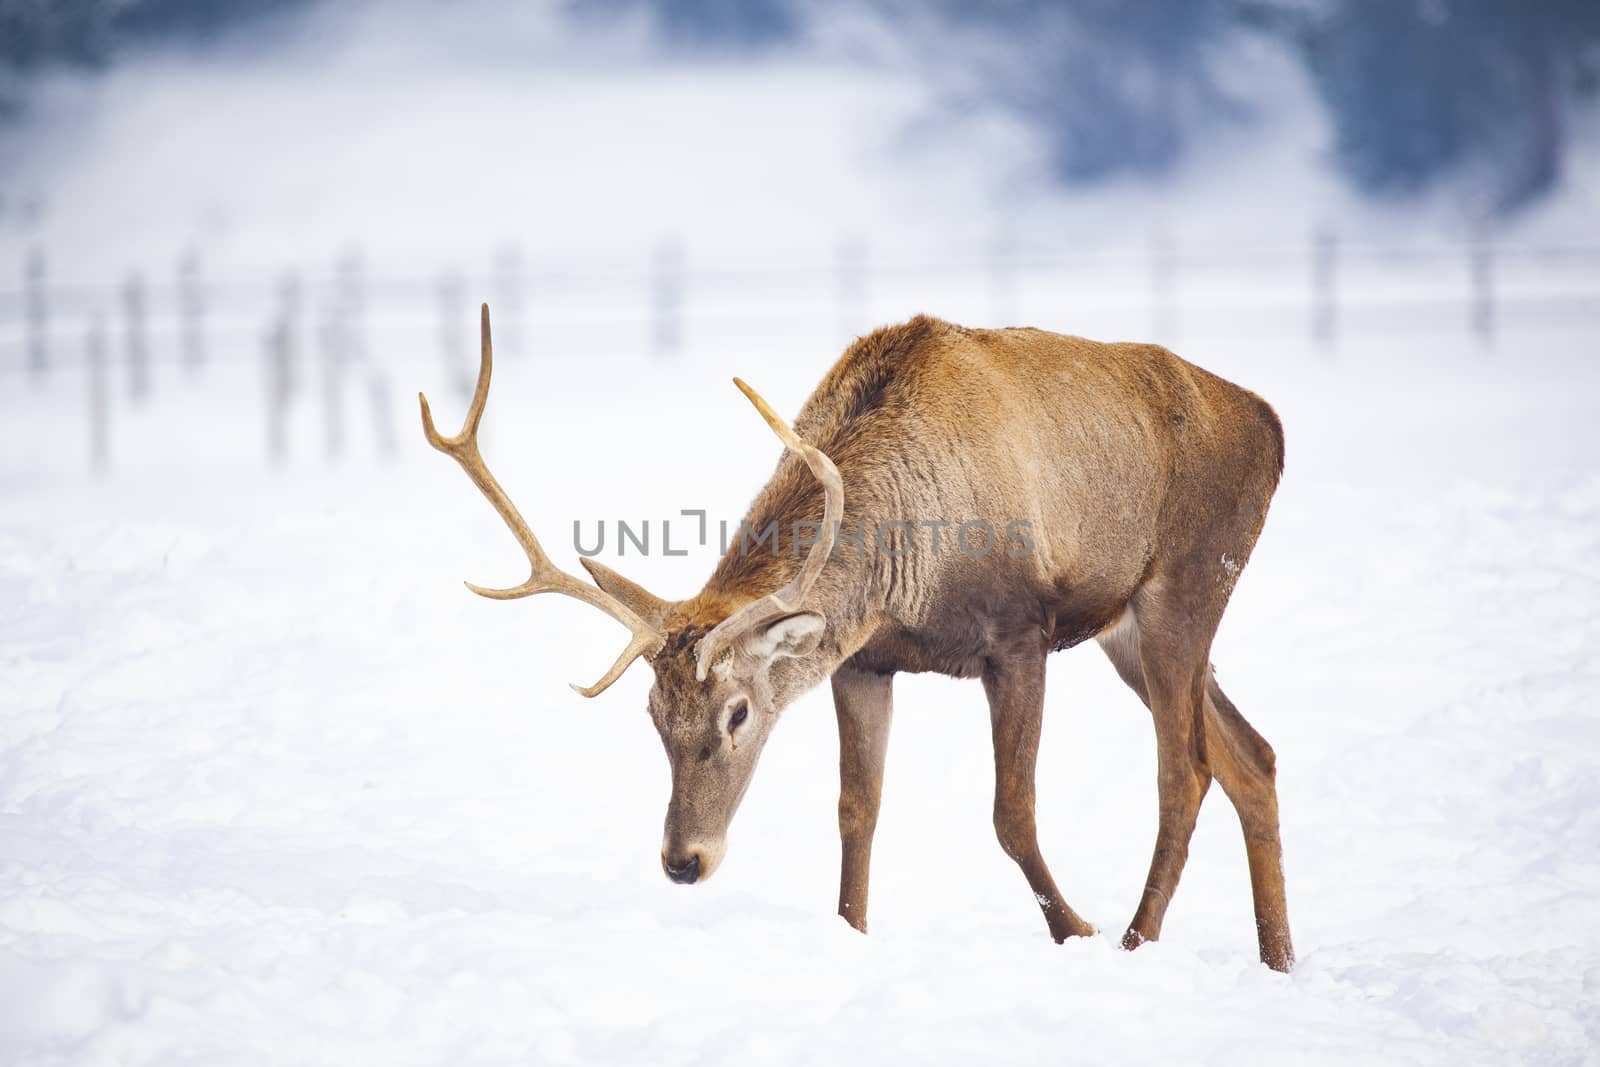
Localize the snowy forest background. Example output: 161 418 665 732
5 0 1600 215
2 3 1598 1065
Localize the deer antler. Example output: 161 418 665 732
420 303 664 697
694 378 844 681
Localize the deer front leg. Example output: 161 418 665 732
832 667 894 933
983 644 1096 943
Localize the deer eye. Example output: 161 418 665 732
728 701 749 731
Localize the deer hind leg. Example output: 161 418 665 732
983 640 1096 943
1205 675 1294 971
832 667 894 934
1098 607 1294 971
1121 603 1213 953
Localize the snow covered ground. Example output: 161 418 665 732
3 7 1600 1061
2 301 1597 1063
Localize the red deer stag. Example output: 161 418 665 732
421 304 1293 971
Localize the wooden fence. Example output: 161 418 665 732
2 230 1595 475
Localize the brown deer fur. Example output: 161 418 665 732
583 315 1293 971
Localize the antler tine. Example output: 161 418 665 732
695 378 844 681
419 303 664 697
420 302 494 451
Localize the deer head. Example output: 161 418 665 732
421 305 843 885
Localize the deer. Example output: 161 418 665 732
420 304 1294 971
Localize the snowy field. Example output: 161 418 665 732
2 297 1597 1063
3 9 1599 1059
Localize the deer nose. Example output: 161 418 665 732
663 853 701 885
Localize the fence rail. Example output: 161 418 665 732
4 230 1598 477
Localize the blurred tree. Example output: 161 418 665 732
113 0 310 42
902 0 1243 183
1293 0 1600 212
0 0 309 117
1 1 115 85
1 0 108 120
4 0 1597 215
0 0 308 83
574 0 800 52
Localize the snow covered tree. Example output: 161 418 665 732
1297 0 1600 212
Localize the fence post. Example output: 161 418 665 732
1312 225 1338 352
123 272 149 403
179 247 205 373
265 307 290 466
836 235 866 344
653 236 684 357
1470 217 1495 348
278 272 302 399
494 242 524 358
25 248 47 381
1149 228 1177 343
87 316 109 475
319 304 345 462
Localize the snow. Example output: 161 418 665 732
2 306 1597 1063
3 9 1600 1063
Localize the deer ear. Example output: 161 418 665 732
580 558 674 630
745 612 825 662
